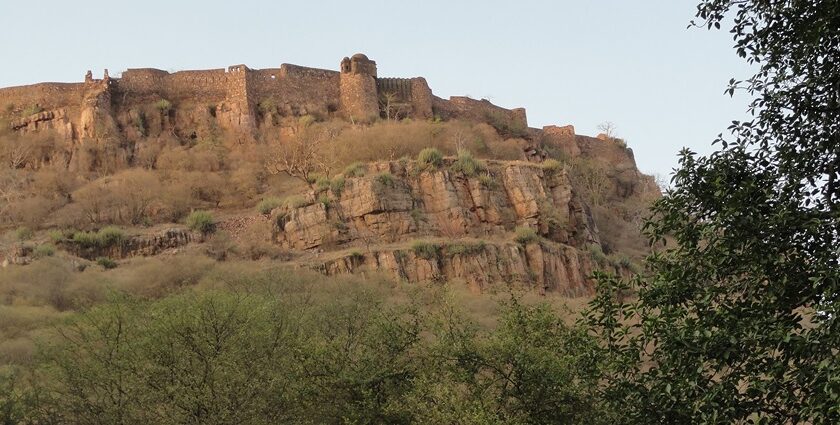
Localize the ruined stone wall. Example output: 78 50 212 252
433 96 528 130
270 64 341 117
0 83 86 113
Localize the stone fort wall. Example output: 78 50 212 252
1 54 527 133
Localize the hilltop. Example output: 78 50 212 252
0 53 658 293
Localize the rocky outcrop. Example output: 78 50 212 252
310 239 595 296
269 159 610 294
66 228 196 260
273 159 600 252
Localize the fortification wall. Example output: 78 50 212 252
273 64 341 116
433 96 527 130
0 83 86 113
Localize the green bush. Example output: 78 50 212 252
375 172 395 187
588 244 608 266
96 257 118 269
97 226 125 247
154 99 172 113
186 210 215 234
343 162 366 177
21 104 43 117
450 149 486 176
417 148 443 169
284 195 309 209
330 176 345 196
315 176 331 191
71 227 126 249
541 159 564 175
33 244 55 258
477 174 496 188
48 229 65 243
14 227 33 241
256 197 283 214
411 240 441 260
514 226 540 244
445 240 487 256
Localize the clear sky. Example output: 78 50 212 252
0 0 753 178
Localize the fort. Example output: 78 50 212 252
0 53 528 142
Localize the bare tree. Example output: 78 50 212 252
596 121 617 139
379 92 407 121
268 124 333 187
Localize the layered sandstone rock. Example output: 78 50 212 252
273 159 600 252
310 240 595 296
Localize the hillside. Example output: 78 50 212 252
0 53 658 294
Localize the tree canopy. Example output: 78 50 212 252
585 1 840 423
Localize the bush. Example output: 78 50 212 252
33 244 55 258
14 227 33 241
375 172 395 187
154 99 172 113
411 240 441 260
256 197 283 215
315 176 331 191
47 229 65 243
284 195 309 209
541 159 564 175
477 174 496 188
445 240 487 256
343 162 366 177
21 104 43 117
514 226 539 244
96 257 118 269
330 176 345 197
417 148 443 169
97 226 125 247
588 244 607 266
450 149 486 176
186 210 215 234
72 227 126 249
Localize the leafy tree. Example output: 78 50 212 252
585 1 840 423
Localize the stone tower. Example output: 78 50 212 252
339 53 380 122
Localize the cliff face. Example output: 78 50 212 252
266 159 625 294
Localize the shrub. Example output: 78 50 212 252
284 195 309 209
257 197 283 215
72 227 126 249
450 149 486 176
14 227 33 241
411 240 441 260
445 240 487 256
514 227 539 244
97 226 125 247
315 176 331 191
33 244 55 258
343 162 366 177
417 148 443 169
318 194 331 207
186 210 215 234
48 229 65 243
21 104 43 117
375 172 395 187
330 176 345 197
588 244 608 266
154 99 172 113
477 174 497 188
541 159 564 175
96 257 118 269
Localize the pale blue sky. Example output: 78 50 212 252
0 0 752 177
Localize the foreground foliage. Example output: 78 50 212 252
585 1 840 423
0 272 611 425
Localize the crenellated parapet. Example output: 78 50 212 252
1 53 527 140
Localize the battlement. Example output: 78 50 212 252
1 53 527 138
